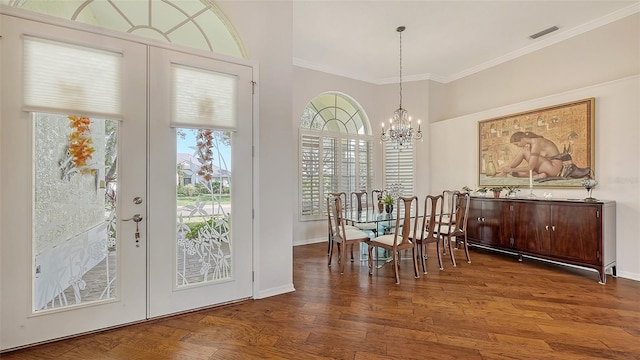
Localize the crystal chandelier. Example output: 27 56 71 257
380 26 422 148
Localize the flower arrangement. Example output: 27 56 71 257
196 129 214 182
67 115 95 174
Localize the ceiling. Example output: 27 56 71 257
292 1 639 84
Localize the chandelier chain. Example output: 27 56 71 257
399 26 403 109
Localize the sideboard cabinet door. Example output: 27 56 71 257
549 204 601 265
468 198 510 248
511 201 551 255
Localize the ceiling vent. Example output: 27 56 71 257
529 26 559 39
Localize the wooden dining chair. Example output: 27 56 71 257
326 192 357 255
411 194 445 273
436 191 471 266
371 189 384 212
368 196 420 284
441 189 457 225
327 195 370 274
351 190 378 236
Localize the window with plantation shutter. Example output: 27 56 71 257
299 93 372 221
384 142 414 196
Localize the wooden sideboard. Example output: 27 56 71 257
467 197 616 284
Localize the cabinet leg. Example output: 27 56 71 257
598 270 606 285
612 265 617 277
518 254 523 262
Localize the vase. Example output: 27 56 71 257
385 204 393 214
378 201 384 213
493 191 501 198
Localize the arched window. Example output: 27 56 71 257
10 0 245 58
299 92 373 220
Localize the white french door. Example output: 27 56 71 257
147 46 254 317
0 13 253 351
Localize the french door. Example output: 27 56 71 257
0 13 253 351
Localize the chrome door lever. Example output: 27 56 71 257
123 214 143 222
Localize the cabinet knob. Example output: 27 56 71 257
552 225 556 231
545 225 549 231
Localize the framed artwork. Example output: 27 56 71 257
478 98 595 188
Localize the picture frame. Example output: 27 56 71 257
478 98 595 188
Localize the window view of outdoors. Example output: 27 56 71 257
175 129 233 286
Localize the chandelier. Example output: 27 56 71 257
381 26 422 148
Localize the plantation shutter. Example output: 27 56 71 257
23 36 122 118
384 142 414 196
300 134 321 216
358 140 372 197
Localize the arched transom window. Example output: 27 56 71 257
299 92 372 220
9 0 246 58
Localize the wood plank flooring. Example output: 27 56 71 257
3 243 640 359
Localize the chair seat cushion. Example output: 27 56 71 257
334 225 358 234
437 224 456 234
371 234 402 246
338 228 370 241
356 223 378 231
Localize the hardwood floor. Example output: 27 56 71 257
4 242 640 359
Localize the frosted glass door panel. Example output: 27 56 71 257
33 114 119 311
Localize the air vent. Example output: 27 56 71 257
529 26 559 39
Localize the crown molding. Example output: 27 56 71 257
445 2 640 83
294 3 639 85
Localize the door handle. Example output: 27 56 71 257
123 214 143 222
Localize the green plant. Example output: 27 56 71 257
489 186 505 192
505 185 520 196
462 186 473 193
381 194 394 205
185 217 227 240
476 187 488 193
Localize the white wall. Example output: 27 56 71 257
217 1 295 297
429 11 640 280
430 75 640 281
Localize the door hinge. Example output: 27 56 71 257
596 250 601 260
510 237 514 247
251 81 256 95
596 210 600 218
252 271 255 282
252 208 254 219
510 204 514 212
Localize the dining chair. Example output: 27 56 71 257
441 189 457 226
371 189 384 212
326 192 357 255
351 190 378 236
436 191 471 266
368 196 420 284
411 194 445 273
327 194 370 274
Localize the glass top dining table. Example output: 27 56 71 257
344 209 418 232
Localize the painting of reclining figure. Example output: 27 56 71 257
478 98 595 188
